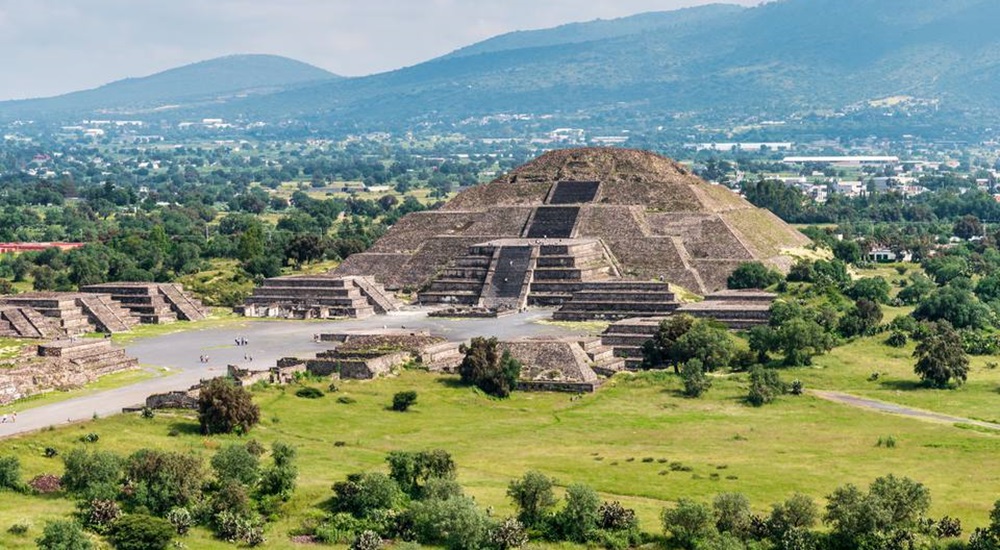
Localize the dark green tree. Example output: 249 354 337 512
211 444 260 486
913 321 969 388
458 337 521 398
642 314 696 372
506 470 557 529
662 498 716 549
36 520 93 550
673 322 737 372
681 359 712 398
392 391 418 412
108 514 175 550
846 277 891 304
727 262 783 290
198 377 260 435
914 286 992 330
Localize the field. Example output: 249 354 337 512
2 351 998 548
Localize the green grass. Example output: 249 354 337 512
1 369 998 549
0 337 30 361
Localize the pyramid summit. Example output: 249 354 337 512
335 147 809 299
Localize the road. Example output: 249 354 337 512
811 390 1000 431
0 309 586 439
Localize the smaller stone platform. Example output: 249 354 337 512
238 275 404 319
82 282 209 323
0 306 62 339
1 292 138 334
0 338 139 405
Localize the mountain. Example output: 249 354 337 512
0 54 338 120
253 0 1000 137
4 0 1000 138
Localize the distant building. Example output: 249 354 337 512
783 156 899 166
0 242 86 254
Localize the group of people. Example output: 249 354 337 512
1 411 16 424
198 355 210 363
235 336 249 346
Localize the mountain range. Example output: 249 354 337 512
3 0 1000 138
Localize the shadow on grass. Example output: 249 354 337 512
167 421 201 436
878 379 925 391
434 377 466 389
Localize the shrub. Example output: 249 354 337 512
937 516 962 538
259 441 298 501
36 520 93 550
408 496 490 549
598 501 638 532
789 379 804 395
713 492 752 538
198 377 260 435
338 396 357 404
80 432 100 443
392 390 418 411
123 449 204 516
333 472 404 518
140 407 155 419
458 337 521 398
554 484 601 543
488 517 528 550
61 448 122 499
8 521 30 535
167 507 193 536
507 470 557 529
747 366 785 407
662 498 715 549
84 499 122 533
681 359 712 398
107 514 174 550
728 262 783 290
44 447 59 458
0 455 25 492
386 449 457 498
295 387 324 399
350 530 383 550
215 510 266 546
886 331 908 347
211 443 260 486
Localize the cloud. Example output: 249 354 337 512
0 0 766 101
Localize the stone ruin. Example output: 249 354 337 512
237 275 404 320
0 305 62 339
0 292 139 335
0 338 139 405
501 337 624 393
280 330 464 380
81 282 209 323
333 148 808 320
227 362 307 387
599 290 777 369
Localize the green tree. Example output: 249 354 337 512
258 441 298 500
237 223 265 261
0 455 24 492
408 496 490 550
727 262 783 289
392 391 418 412
913 286 991 329
332 472 403 518
673 321 736 372
506 470 557 529
211 444 260 486
824 475 931 548
769 493 818 540
953 215 983 240
36 520 93 550
681 359 712 398
914 321 969 388
642 314 695 372
386 449 457 498
123 449 204 516
198 377 261 435
713 492 752 539
846 277 891 304
555 484 601 543
458 337 521 398
838 298 883 337
108 514 174 550
61 449 122 500
747 366 785 407
662 498 716 549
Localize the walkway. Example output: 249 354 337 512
811 390 1000 431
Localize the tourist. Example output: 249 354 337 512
10 411 15 423
1 414 7 423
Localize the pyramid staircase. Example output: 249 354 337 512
0 293 137 335
158 283 210 321
0 306 62 338
347 276 406 314
77 294 140 333
577 336 626 375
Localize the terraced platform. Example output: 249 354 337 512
0 292 138 335
0 339 139 405
238 275 403 319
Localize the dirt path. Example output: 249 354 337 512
811 390 1000 431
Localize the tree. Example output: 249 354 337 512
392 391 418 412
846 277 891 304
386 449 457 498
123 449 204 516
408 495 490 549
727 262 783 289
332 472 403 518
211 444 260 486
954 214 983 240
198 377 260 435
61 448 122 500
555 484 601 543
838 298 883 337
0 455 24 492
259 441 298 500
747 366 785 406
108 514 175 550
769 494 818 540
642 314 695 372
662 498 716 549
914 321 969 388
681 359 712 398
672 322 736 372
913 286 991 330
36 520 93 550
824 475 931 548
458 337 521 398
507 470 557 529
713 492 752 539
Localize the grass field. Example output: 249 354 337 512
2 365 998 548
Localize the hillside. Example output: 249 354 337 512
3 0 1000 137
0 54 338 119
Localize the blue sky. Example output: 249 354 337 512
0 0 766 101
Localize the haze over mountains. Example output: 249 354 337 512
4 0 999 138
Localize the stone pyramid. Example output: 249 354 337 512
334 147 809 295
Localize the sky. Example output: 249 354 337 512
0 0 765 101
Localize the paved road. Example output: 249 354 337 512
811 390 1000 430
0 309 587 439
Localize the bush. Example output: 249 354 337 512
215 510 266 546
167 507 193 536
333 472 404 518
886 331 908 347
507 470 557 529
681 359 712 398
8 521 30 535
458 337 521 398
747 366 785 407
789 379 804 395
198 377 260 435
554 484 601 543
61 448 122 500
350 530 383 550
488 517 528 550
937 516 962 538
392 390 418 412
0 455 25 492
728 261 783 289
84 499 122 533
295 387 324 399
713 492 752 539
662 498 715 549
338 396 357 404
107 514 174 550
36 520 93 550
44 447 59 458
211 443 260 486
80 432 100 443
408 496 490 549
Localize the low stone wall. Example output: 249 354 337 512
517 380 601 393
145 389 199 410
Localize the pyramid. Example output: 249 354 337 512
334 148 809 298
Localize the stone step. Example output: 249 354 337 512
554 310 677 322
556 301 680 312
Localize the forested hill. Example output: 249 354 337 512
0 54 339 120
5 0 1000 137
